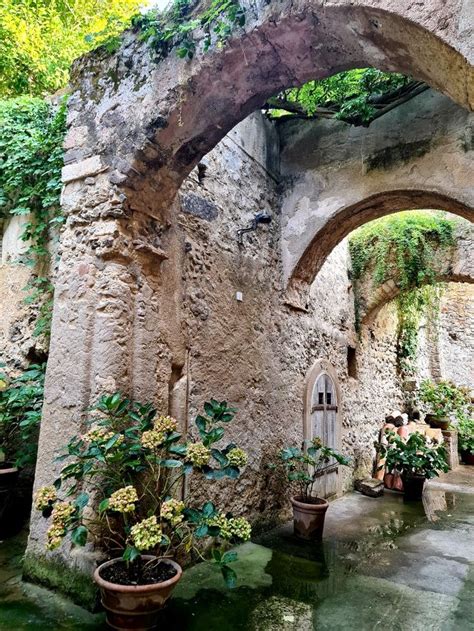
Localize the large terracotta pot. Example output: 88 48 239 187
460 450 474 466
0 463 19 490
0 464 19 526
94 556 182 631
425 415 450 431
401 473 426 501
291 496 329 541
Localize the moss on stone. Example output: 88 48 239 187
22 553 99 612
364 139 431 171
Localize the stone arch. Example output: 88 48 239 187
66 0 473 214
286 191 474 307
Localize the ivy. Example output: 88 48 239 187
133 0 245 61
349 212 456 373
0 96 67 344
349 211 455 289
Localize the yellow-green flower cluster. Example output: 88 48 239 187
83 427 115 444
186 442 211 467
108 486 138 513
154 415 178 434
35 486 57 511
227 447 248 468
207 513 252 541
130 516 163 551
161 498 185 526
46 502 75 551
141 429 166 450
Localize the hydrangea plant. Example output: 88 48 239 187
35 393 251 586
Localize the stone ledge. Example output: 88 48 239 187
22 552 99 612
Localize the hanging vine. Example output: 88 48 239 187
0 96 67 344
133 0 246 61
348 212 456 373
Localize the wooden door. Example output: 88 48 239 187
311 373 339 498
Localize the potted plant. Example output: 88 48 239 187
35 393 251 630
375 431 449 500
0 364 44 531
275 437 349 540
419 380 472 430
457 416 474 465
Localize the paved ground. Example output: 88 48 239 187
0 466 472 630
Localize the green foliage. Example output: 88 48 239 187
0 364 45 467
349 211 456 373
134 0 245 61
0 96 67 344
268 68 413 126
457 417 474 455
396 286 441 376
0 0 143 97
418 380 472 422
349 211 455 289
36 393 251 588
274 437 349 501
375 431 449 479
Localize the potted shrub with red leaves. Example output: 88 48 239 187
35 393 251 630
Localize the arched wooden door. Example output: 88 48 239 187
304 360 342 499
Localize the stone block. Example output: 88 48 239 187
355 478 384 497
62 155 106 183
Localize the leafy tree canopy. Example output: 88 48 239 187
0 0 144 97
267 68 427 127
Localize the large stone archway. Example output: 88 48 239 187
26 0 474 594
64 0 473 213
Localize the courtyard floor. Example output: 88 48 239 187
0 467 472 630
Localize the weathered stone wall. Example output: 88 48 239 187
21 66 473 595
0 214 47 371
416 283 474 387
279 89 474 288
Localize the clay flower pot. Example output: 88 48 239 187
94 556 182 630
401 473 426 501
0 463 19 526
291 496 329 540
425 415 450 431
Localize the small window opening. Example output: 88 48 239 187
347 346 357 379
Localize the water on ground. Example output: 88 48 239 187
0 467 473 630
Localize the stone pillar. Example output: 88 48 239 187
24 172 178 606
442 429 459 470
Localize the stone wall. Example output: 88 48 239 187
19 89 474 593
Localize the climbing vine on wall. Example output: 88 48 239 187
133 0 246 60
348 212 456 374
0 96 67 343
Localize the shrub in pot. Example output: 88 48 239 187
0 364 44 533
418 380 472 430
35 393 252 630
375 431 449 500
457 417 474 465
275 438 349 540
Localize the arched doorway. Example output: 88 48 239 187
304 360 342 499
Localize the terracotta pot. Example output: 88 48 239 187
384 473 394 489
402 473 426 501
94 556 182 630
291 496 329 540
425 415 450 431
460 450 474 466
0 464 19 523
0 463 19 491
